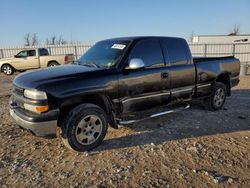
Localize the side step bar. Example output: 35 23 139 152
118 103 190 125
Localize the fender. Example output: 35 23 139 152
216 73 231 96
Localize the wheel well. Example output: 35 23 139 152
216 73 231 96
57 94 118 129
1 63 15 72
47 60 59 66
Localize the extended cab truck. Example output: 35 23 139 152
0 48 74 75
9 37 240 152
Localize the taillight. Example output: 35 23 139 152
64 55 68 62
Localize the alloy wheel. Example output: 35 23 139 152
3 66 12 75
213 88 225 107
75 115 103 145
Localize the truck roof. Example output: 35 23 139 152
17 48 47 51
102 36 185 42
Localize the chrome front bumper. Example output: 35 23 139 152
10 109 57 136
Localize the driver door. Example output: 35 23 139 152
118 39 171 113
12 50 28 69
13 50 39 69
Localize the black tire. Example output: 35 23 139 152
205 82 227 111
59 103 108 152
48 61 59 67
1 64 14 75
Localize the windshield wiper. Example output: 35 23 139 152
82 61 100 68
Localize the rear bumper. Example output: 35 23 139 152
231 76 240 87
10 108 58 136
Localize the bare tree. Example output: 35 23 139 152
46 36 56 45
45 38 50 45
228 24 240 36
189 31 196 42
46 35 67 45
24 32 31 46
24 32 39 46
57 35 68 44
31 33 38 46
51 36 56 45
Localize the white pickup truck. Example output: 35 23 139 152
0 48 74 75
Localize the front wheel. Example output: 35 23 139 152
60 103 108 152
205 82 227 110
1 64 14 75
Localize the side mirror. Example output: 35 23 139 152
126 58 145 70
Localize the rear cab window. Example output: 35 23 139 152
39 48 49 56
161 38 190 65
129 39 165 68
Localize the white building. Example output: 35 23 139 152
192 34 250 43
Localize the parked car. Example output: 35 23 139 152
0 48 74 75
9 37 240 152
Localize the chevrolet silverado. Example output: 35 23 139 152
9 37 240 151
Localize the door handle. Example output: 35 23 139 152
161 72 169 78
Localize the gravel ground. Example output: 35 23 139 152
0 73 249 187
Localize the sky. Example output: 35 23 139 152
0 0 250 47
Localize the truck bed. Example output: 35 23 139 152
193 56 240 78
193 56 235 63
193 56 240 95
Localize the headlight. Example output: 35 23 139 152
24 89 47 100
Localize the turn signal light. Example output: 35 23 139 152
35 105 49 113
24 103 49 113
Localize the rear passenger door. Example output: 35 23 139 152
119 39 171 113
25 50 39 69
38 48 50 67
161 38 196 100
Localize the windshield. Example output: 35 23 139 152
78 40 130 68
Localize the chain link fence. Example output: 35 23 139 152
0 44 92 60
0 43 250 64
189 43 250 64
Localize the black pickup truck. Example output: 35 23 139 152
10 36 240 151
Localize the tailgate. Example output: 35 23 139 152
65 54 75 63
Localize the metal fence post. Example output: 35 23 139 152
48 47 52 55
232 43 236 56
0 49 3 59
74 46 78 60
204 44 207 57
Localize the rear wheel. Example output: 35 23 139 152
59 103 108 152
205 82 226 110
1 64 14 75
48 61 59 67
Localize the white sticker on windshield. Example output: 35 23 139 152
111 44 126 50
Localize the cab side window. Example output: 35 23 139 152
162 38 188 65
129 39 164 68
28 50 36 57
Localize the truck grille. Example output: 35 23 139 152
13 85 24 97
12 85 24 108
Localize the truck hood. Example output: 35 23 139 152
14 64 99 89
0 57 14 62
